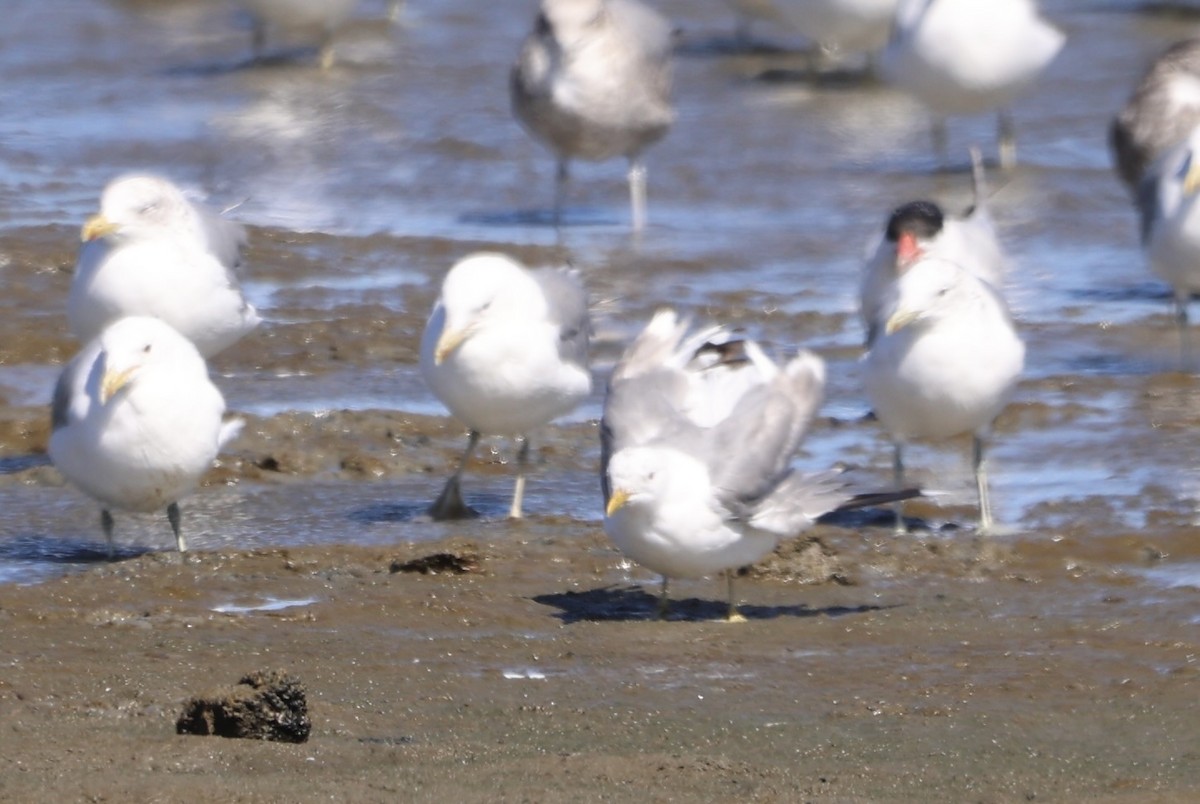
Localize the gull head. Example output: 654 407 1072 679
605 446 706 518
883 257 970 336
431 252 541 365
885 200 944 270
96 316 205 404
82 174 191 243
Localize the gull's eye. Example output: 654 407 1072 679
143 343 153 353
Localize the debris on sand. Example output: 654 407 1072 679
176 669 311 743
390 551 480 575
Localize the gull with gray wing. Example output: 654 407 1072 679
50 316 242 558
420 252 591 520
603 310 916 621
511 0 674 231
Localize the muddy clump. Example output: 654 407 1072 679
176 669 311 743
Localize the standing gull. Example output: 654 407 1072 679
1111 38 1200 197
881 0 1064 169
603 310 916 621
49 317 242 558
860 149 1006 345
511 0 675 231
70 174 260 358
420 252 591 520
1138 124 1200 362
237 0 358 69
864 257 1024 534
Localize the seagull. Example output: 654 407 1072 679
69 174 260 359
881 0 1065 169
237 0 359 69
860 148 1006 345
510 0 675 231
602 310 917 621
419 252 592 520
863 257 1024 534
1111 38 1200 197
1138 124 1200 362
49 316 243 558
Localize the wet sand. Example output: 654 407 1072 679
3 523 1200 801
3 0 1200 800
0 233 1197 800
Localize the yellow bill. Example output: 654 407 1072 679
605 488 630 518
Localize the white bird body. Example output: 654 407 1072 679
864 257 1023 532
420 252 591 519
601 310 904 617
865 258 1023 442
50 317 239 553
511 0 674 228
420 255 591 436
606 446 781 579
69 175 260 358
883 0 1064 117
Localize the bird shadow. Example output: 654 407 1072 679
672 32 800 58
459 208 620 229
533 584 893 624
0 533 154 565
0 454 50 476
348 494 512 524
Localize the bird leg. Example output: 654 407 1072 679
319 35 337 71
892 443 908 535
1175 291 1192 371
168 501 187 553
388 0 405 22
725 571 747 623
998 111 1017 172
508 436 531 519
657 576 670 620
553 158 569 232
101 509 116 561
251 20 267 61
930 118 948 169
628 156 647 232
427 430 481 520
973 435 993 535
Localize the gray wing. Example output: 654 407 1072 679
702 350 825 514
532 267 589 371
51 340 102 431
1137 169 1161 246
195 202 249 274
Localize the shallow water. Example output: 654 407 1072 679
2 0 1200 588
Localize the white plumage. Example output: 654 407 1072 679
881 0 1064 168
420 252 591 520
603 310 908 620
864 257 1024 533
69 174 260 359
49 316 242 556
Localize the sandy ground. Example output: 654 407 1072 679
2 209 1200 801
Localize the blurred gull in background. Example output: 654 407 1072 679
881 0 1065 169
511 0 675 231
1111 38 1200 198
1138 124 1200 364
